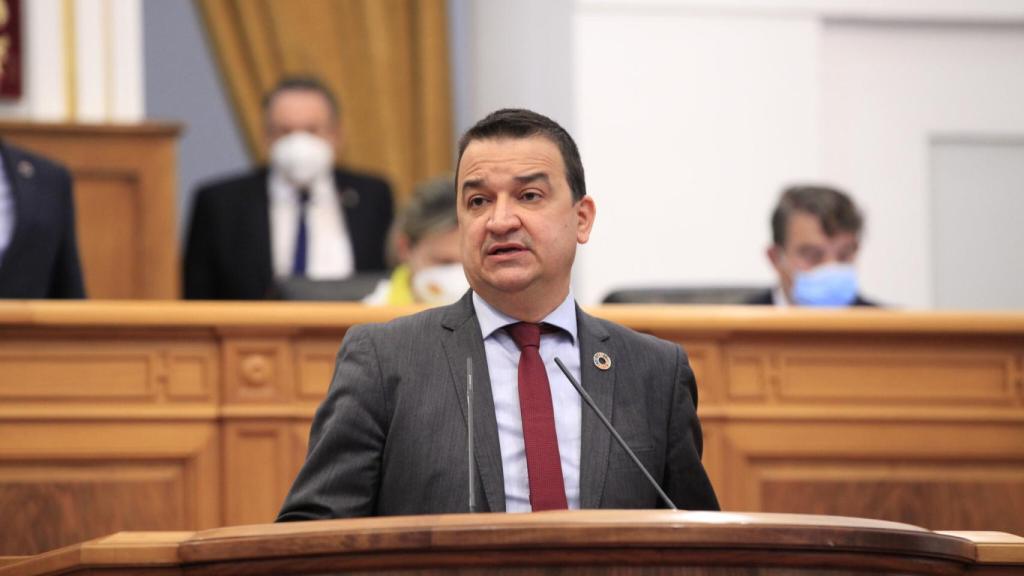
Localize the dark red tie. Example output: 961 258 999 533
506 322 568 511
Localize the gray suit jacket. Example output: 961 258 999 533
278 292 719 519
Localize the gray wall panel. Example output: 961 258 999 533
143 0 250 241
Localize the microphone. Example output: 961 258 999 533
553 356 678 510
467 357 479 512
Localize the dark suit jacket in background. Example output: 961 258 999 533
0 141 86 299
184 168 393 300
277 292 719 519
745 288 878 307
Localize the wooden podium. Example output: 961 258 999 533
1 511 1022 575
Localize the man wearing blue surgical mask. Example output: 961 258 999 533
747 185 878 307
184 76 394 300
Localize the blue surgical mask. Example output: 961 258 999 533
792 263 858 307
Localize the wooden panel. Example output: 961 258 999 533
0 347 152 399
294 338 341 401
0 464 187 556
778 351 1015 403
223 424 295 526
725 353 770 401
73 170 141 299
717 420 1024 534
223 338 294 404
698 421 725 498
725 341 1022 406
761 468 1024 533
0 339 217 403
0 302 1022 556
677 341 724 406
0 422 219 555
167 346 219 401
0 121 181 299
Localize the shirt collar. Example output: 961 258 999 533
472 289 578 345
772 285 791 307
268 170 334 204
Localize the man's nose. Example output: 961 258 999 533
486 196 520 235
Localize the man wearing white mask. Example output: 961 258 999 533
185 76 394 300
748 185 878 307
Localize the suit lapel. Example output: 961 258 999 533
440 292 506 512
0 143 35 281
576 306 614 509
333 170 363 265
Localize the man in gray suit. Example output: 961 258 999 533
278 109 719 519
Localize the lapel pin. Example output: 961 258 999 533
341 187 360 208
593 352 611 371
17 160 34 178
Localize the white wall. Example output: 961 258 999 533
930 138 1024 309
571 0 1024 307
0 0 142 122
821 19 1024 308
465 0 575 133
574 7 821 305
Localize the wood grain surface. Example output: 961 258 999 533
1 302 1022 557
5 511 1019 576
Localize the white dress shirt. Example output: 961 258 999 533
0 152 15 266
268 171 354 279
772 286 791 307
472 290 582 512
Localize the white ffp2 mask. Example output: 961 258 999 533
411 263 469 305
270 132 333 188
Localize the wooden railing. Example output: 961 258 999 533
1 301 1022 555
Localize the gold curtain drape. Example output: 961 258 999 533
195 0 452 203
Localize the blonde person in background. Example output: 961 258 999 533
364 176 468 306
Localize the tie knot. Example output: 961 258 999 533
297 189 311 205
506 322 541 350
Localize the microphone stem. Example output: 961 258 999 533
467 357 478 512
554 357 678 511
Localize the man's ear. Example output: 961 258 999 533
767 245 783 272
575 196 596 244
325 121 343 159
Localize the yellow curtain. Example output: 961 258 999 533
195 0 452 203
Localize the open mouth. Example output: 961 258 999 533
488 243 526 256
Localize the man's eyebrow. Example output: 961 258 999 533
515 172 550 186
461 177 485 193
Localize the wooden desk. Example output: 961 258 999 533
1 511 1022 575
1 302 1022 555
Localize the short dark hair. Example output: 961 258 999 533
771 185 863 246
456 108 586 202
262 76 340 119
